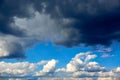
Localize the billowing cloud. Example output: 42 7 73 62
0 52 120 79
55 52 120 79
0 35 25 59
0 0 120 59
0 59 56 77
112 67 120 73
0 12 59 58
35 59 58 77
0 61 36 76
31 0 120 46
56 52 106 73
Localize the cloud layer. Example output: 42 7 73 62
0 52 120 79
0 61 36 76
0 0 120 58
0 59 55 77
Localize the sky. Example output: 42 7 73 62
0 0 120 80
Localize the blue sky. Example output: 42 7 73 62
0 0 120 79
3 41 120 70
0 41 120 78
24 41 120 69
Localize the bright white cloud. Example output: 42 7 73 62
85 53 97 62
0 52 120 79
112 67 120 73
56 52 119 78
58 52 100 72
66 54 84 72
37 60 49 65
86 62 106 72
35 59 58 76
0 61 36 76
0 60 56 77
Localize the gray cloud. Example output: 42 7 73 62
0 0 120 58
37 0 120 46
0 35 25 59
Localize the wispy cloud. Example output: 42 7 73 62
101 53 114 58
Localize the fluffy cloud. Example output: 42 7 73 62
86 62 106 72
35 59 58 77
0 61 36 76
57 52 105 73
0 52 120 79
112 67 120 73
0 59 55 77
72 71 114 78
55 52 118 78
66 53 85 72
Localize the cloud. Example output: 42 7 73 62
96 48 112 53
0 59 57 77
0 0 32 36
0 35 25 59
0 61 36 76
0 10 72 59
86 62 106 72
93 47 114 58
0 11 62 58
37 60 49 65
56 52 106 75
0 0 120 59
112 67 120 73
31 0 120 46
101 53 114 58
0 52 120 79
35 59 58 77
55 52 120 78
57 52 106 73
72 71 114 78
85 53 97 62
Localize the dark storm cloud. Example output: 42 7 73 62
36 0 120 46
0 0 32 36
1 0 120 45
0 0 120 59
0 0 34 59
71 11 120 46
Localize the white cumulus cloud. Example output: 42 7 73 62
0 61 36 76
0 52 120 79
35 59 58 76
